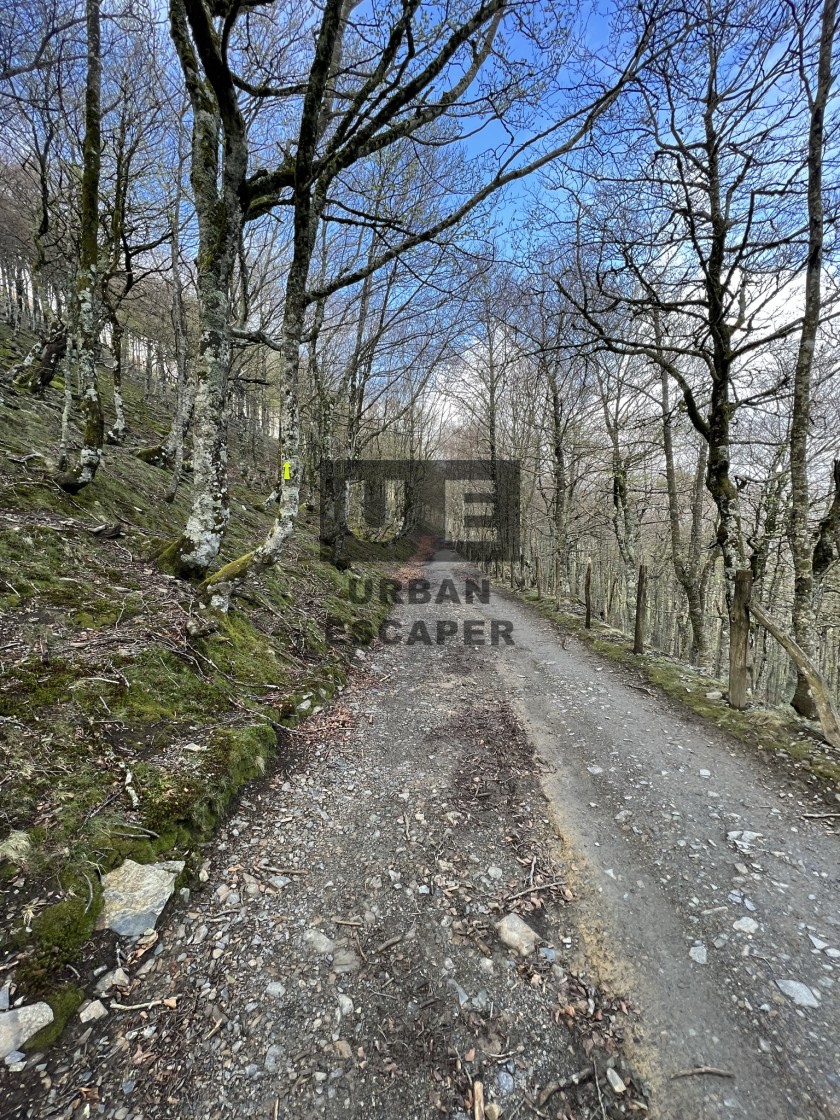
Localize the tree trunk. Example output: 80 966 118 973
56 0 103 494
163 0 248 577
106 317 127 444
633 564 647 655
728 569 752 711
788 0 837 718
201 0 356 600
12 321 66 395
585 561 592 630
164 163 193 502
550 374 569 597
750 600 840 752
144 343 153 398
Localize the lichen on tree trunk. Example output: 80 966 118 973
56 0 104 494
106 318 127 445
165 0 248 578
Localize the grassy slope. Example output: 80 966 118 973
0 326 409 1044
512 588 840 797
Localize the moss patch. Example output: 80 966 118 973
0 325 414 1046
24 984 86 1050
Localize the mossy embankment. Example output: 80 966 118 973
510 586 840 797
0 325 412 1042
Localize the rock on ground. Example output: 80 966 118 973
0 1004 53 1060
495 913 541 957
97 859 185 938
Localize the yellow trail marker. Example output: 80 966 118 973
283 461 291 480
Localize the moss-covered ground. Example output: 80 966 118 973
512 588 840 798
0 325 413 1035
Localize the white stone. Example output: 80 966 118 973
97 859 185 938
495 913 540 957
79 1000 108 1024
303 929 335 955
733 917 759 934
689 944 707 964
96 968 130 994
607 1068 626 1094
776 979 820 1008
0 1004 53 1059
332 948 361 974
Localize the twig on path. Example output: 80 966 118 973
473 1079 485 1120
670 1067 734 1081
505 878 565 903
110 998 163 1011
374 933 403 953
802 812 840 820
537 1067 594 1106
82 871 94 914
333 919 363 928
593 1065 608 1120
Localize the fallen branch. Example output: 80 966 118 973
537 1067 594 1106
110 999 162 1011
473 1080 485 1120
670 1067 734 1081
749 600 840 752
505 879 565 902
374 933 403 953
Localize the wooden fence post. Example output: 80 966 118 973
633 564 647 655
729 568 752 710
585 561 592 630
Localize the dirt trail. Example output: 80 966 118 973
5 552 840 1120
455 555 840 1120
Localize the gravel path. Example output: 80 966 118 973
477 558 840 1120
5 552 839 1120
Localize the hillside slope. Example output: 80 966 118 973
0 333 407 1045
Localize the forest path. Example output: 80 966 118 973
468 553 840 1120
8 552 839 1120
